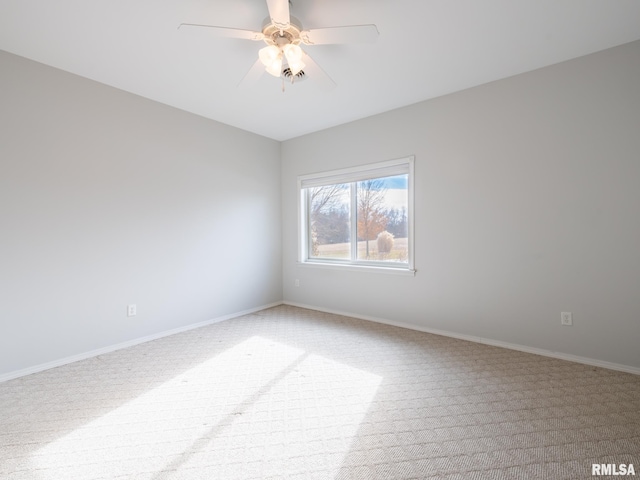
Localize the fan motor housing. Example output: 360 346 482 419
261 16 303 46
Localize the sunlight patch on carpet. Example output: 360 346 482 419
29 335 381 479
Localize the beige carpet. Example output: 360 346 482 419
1 305 638 479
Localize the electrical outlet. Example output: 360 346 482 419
127 304 137 317
561 312 572 326
294 279 300 287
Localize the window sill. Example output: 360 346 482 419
297 261 416 276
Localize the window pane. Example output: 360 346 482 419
356 174 408 263
309 184 351 260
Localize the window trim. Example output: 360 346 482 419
297 156 415 274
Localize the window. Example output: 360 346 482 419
298 156 414 273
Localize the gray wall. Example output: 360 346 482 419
282 41 640 370
0 51 282 377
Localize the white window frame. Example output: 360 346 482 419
298 156 415 275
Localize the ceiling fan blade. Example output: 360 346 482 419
178 23 264 41
301 51 336 91
265 0 290 29
300 24 379 45
237 58 265 88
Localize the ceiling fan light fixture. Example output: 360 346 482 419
265 57 283 77
283 44 305 75
180 0 377 89
283 43 302 61
259 45 283 77
287 58 305 76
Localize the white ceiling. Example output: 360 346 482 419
2 0 640 141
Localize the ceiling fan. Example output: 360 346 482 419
179 0 379 89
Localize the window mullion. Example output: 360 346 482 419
350 182 357 262
306 188 312 260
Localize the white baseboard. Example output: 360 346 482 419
283 301 640 376
4 300 637 383
0 301 283 384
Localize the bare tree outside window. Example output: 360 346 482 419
309 184 349 258
357 179 388 259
